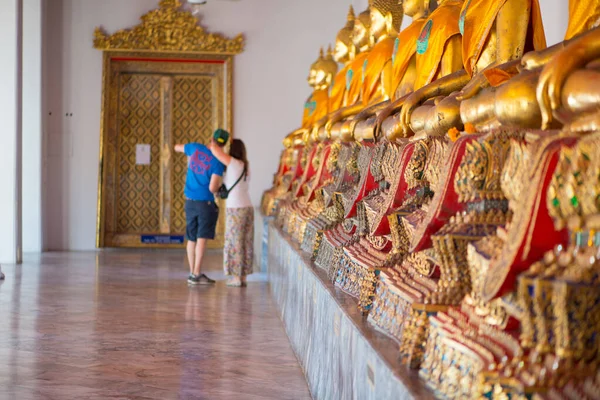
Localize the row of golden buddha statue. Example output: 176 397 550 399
261 0 600 398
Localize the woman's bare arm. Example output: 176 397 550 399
208 140 232 166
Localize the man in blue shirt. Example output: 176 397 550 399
175 129 229 285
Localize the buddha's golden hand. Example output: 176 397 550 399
537 44 586 129
374 106 393 141
301 128 312 144
521 51 546 71
357 106 377 122
312 116 328 139
310 125 319 141
324 117 336 137
399 92 422 136
456 72 487 101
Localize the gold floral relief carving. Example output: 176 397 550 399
404 139 430 190
326 142 342 173
455 132 517 203
310 144 325 171
94 0 245 54
423 137 451 193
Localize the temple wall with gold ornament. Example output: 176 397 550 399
261 0 600 398
41 0 369 251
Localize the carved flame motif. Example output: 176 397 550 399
404 140 429 190
366 234 388 251
94 0 245 54
423 137 450 193
500 139 529 204
455 133 515 203
547 136 600 231
311 144 324 171
369 144 388 182
326 142 342 173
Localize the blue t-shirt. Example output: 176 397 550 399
184 143 225 201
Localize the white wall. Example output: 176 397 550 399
43 0 570 251
541 0 569 47
0 0 22 263
23 0 42 253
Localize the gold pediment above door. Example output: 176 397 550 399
93 0 245 54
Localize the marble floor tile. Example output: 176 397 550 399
0 250 311 400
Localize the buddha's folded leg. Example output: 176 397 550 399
559 67 600 124
460 87 500 132
423 93 463 136
409 104 435 135
493 70 545 129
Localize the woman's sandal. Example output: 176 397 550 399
227 278 243 287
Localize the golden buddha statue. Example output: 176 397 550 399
349 0 465 340
391 0 436 99
302 51 320 128
342 0 464 328
277 47 334 173
351 0 436 142
313 6 372 142
298 8 365 254
322 0 435 292
536 26 600 131
264 45 339 219
290 8 376 258
376 0 465 140
316 6 356 139
301 47 338 131
294 46 339 190
398 0 546 137
262 51 328 216
325 0 404 142
460 0 600 132
278 50 341 238
361 0 404 105
464 4 600 306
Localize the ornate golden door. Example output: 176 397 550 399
94 0 244 249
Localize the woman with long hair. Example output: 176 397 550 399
209 138 254 287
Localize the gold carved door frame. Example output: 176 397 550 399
94 0 244 249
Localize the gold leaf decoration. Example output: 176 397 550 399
94 0 245 54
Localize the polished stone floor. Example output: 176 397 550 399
0 251 311 400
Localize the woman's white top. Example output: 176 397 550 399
223 158 253 209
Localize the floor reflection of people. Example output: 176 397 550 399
182 282 254 397
181 286 222 396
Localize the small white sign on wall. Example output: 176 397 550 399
136 144 151 165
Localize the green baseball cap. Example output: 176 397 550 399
213 128 230 145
